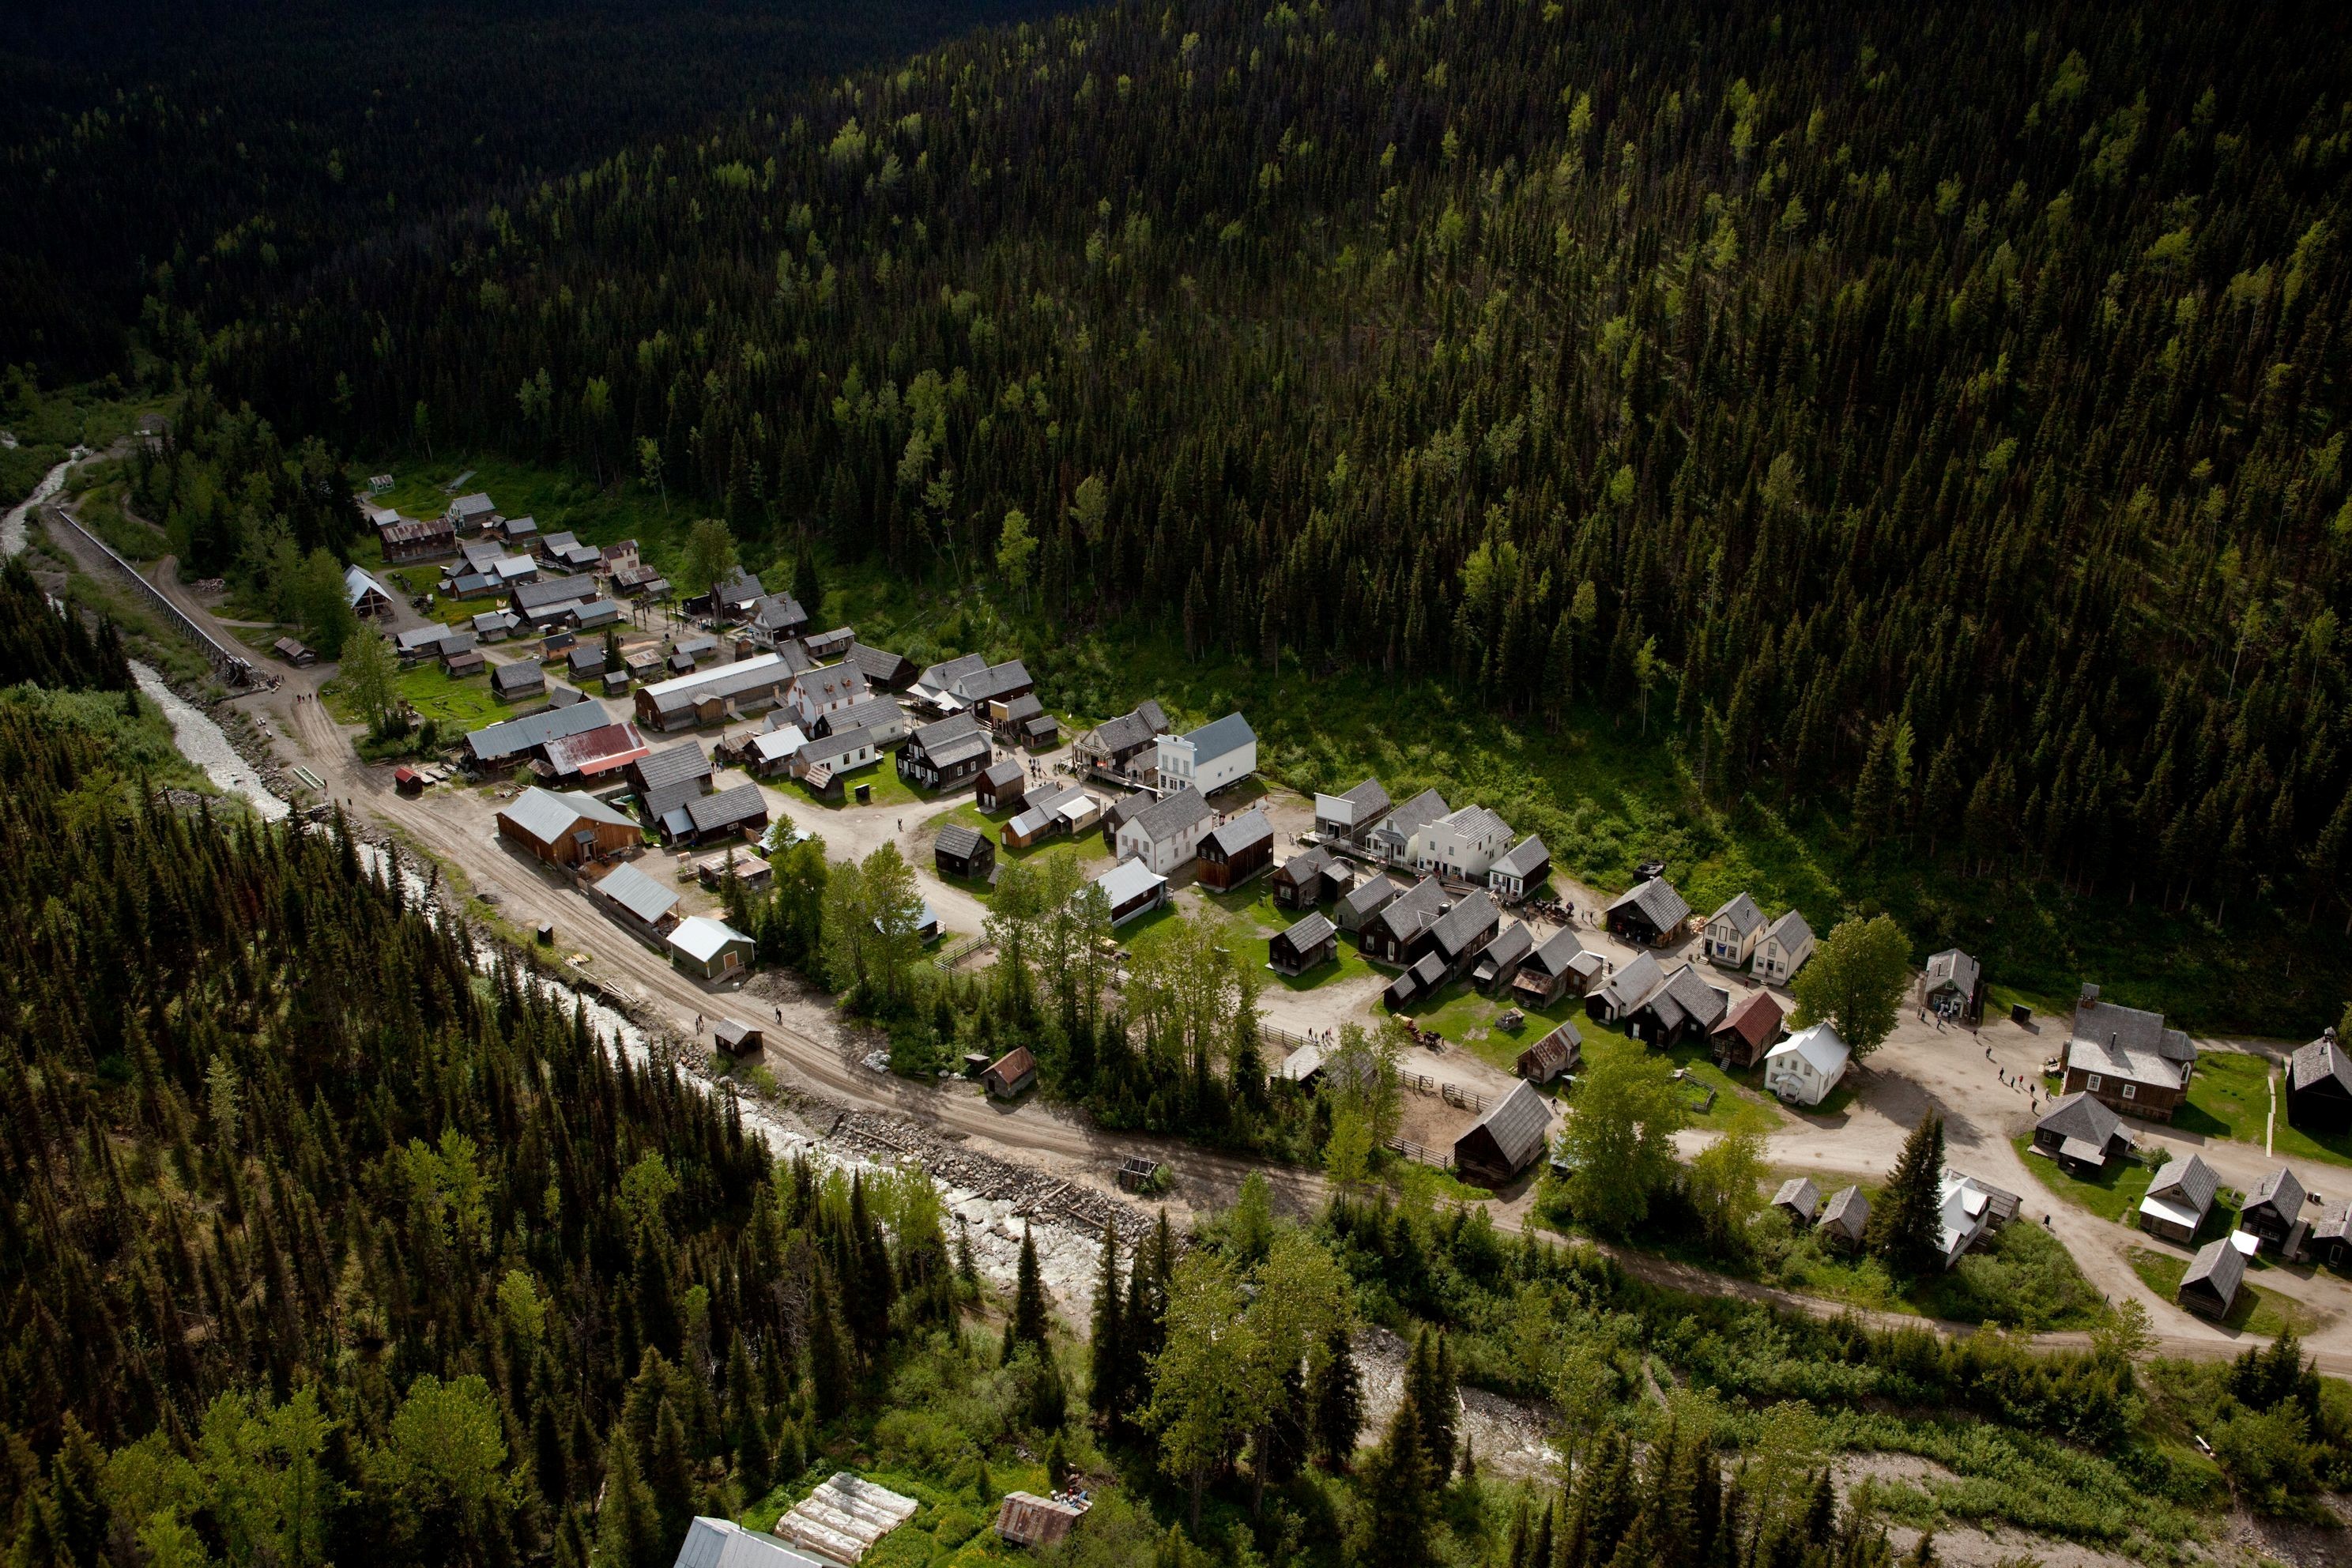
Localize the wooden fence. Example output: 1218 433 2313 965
1385 1136 1451 1168
933 933 990 970
1396 1069 1489 1116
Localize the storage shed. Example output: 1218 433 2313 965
1268 913 1337 976
984 1046 1038 1099
935 823 996 882
2177 1236 2245 1321
1451 1082 1552 1186
1515 1022 1581 1084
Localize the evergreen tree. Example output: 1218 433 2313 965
1085 1223 1128 1426
646 1397 695 1547
808 1268 852 1422
1004 1227 1050 1365
1309 1326 1363 1472
1353 1389 1434 1568
594 1434 665 1568
1867 1114 1948 1277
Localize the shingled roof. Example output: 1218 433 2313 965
1608 876 1692 932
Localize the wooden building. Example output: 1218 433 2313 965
2288 1030 2352 1133
1516 1022 1581 1084
1710 988 1786 1069
1512 928 1602 1008
935 824 996 882
2138 1154 2218 1246
496 787 642 869
974 760 1027 812
2060 985 2196 1122
1451 1082 1551 1186
1197 808 1275 890
1271 846 1346 909
899 711 993 790
1268 913 1337 976
2241 1166 2309 1252
1604 876 1692 947
2032 1091 2132 1174
984 1046 1037 1099
2177 1237 2245 1321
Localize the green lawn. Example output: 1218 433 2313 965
790 757 922 811
320 661 506 734
2127 1245 2323 1336
360 453 699 580
1431 989 1785 1137
916 802 1110 899
2174 1049 2352 1168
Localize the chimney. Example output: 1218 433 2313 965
2080 982 2101 1006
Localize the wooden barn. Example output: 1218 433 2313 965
1604 876 1692 946
1268 913 1337 976
2288 1030 2352 1134
935 824 996 882
975 760 1028 813
1516 1022 1581 1084
1452 1082 1552 1186
1197 808 1275 890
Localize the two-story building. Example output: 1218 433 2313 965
1702 892 1766 968
1155 713 1257 796
1112 786 1216 874
1411 805 1513 880
2060 984 2196 1122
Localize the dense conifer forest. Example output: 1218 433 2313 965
0 0 1068 374
198 0 2352 956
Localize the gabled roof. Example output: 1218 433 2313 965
540 721 652 779
1491 835 1550 879
1204 808 1273 858
1762 908 1814 951
1773 1176 1820 1215
2071 990 2196 1065
1819 1185 1869 1238
682 783 767 835
705 567 767 607
935 824 988 861
641 653 790 713
1607 876 1691 931
447 492 495 519
1430 804 1512 842
669 916 752 963
512 575 593 612
466 699 612 762
2248 1165 2308 1218
2036 1091 2124 1151
791 664 870 708
1332 777 1390 815
630 741 712 797
1767 1021 1849 1076
2065 1034 2188 1092
1366 875 1451 944
748 593 808 631
1126 786 1213 845
1521 925 1589 979
1087 699 1170 757
2144 1152 2220 1216
914 652 989 693
2180 1234 2245 1302
1923 948 1981 998
1713 988 1786 1050
594 862 679 926
1639 962 1729 1035
1178 711 1256 764
499 786 636 846
1420 888 1495 963
674 1517 826 1568
797 725 881 767
1278 845 1335 882
906 710 987 757
1520 1021 1581 1076
1473 921 1535 974
1460 1081 1551 1170
1275 912 1336 953
1594 951 1665 1015
1341 872 1402 918
1094 858 1167 908
1707 891 1765 937
343 564 394 607
956 659 1032 704
844 642 917 686
1371 787 1449 842
2290 1035 2352 1097
978 760 1025 792
491 661 545 695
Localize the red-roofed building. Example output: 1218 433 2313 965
537 721 654 785
1710 988 1787 1070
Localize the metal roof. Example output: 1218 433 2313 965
1767 1021 1849 1076
499 786 637 846
595 862 680 926
1094 858 1167 908
668 916 752 963
466 699 611 761
1179 711 1256 764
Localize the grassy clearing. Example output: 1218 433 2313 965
1196 878 1382 991
916 801 1110 898
2174 1048 2352 1168
789 757 923 811
321 662 507 733
1546 1014 1783 1138
2127 1245 2324 1336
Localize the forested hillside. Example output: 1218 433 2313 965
0 0 1069 375
210 0 2352 951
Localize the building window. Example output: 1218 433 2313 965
2086 1073 2103 1091
2120 1083 2136 1099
